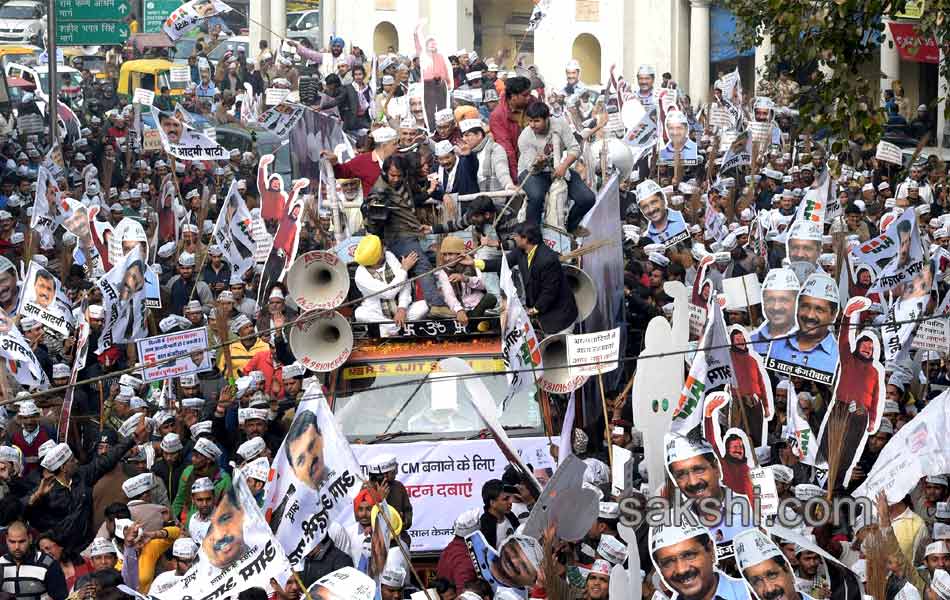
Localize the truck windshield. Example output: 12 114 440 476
333 358 543 440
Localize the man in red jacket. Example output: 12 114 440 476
10 400 52 477
325 127 399 197
436 508 479 590
489 76 534 183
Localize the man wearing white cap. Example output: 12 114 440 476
150 537 199 594
650 520 750 600
152 432 186 502
734 529 808 600
11 399 52 477
437 508 480 589
430 139 479 198
379 565 407 600
638 179 688 246
635 64 657 107
326 126 398 197
170 437 231 521
786 221 823 266
767 272 839 383
185 476 216 543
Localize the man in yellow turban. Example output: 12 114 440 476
353 235 429 336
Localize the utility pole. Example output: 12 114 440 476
47 0 58 145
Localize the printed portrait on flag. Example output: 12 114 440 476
785 220 823 267
815 297 885 490
851 208 924 295
765 272 839 386
151 469 291 600
259 178 310 304
97 246 148 353
108 218 161 309
464 530 542 594
0 313 48 389
17 261 74 337
658 110 699 165
258 153 287 233
263 385 362 566
162 0 232 41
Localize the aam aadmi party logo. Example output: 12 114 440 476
672 376 703 421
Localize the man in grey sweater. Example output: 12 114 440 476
516 102 595 235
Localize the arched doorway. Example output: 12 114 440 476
373 21 398 55
571 33 602 84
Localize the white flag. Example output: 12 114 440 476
151 465 292 599
212 180 259 280
781 379 819 465
262 384 363 565
97 246 147 353
32 166 60 249
0 316 48 389
162 0 232 41
500 254 542 399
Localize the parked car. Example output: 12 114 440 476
0 0 45 44
207 35 248 67
287 10 321 44
5 61 83 107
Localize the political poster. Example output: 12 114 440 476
133 88 155 106
58 308 89 442
136 328 212 383
258 176 310 305
17 261 74 336
875 140 903 165
566 327 621 377
351 438 553 552
265 88 291 106
850 208 925 294
151 107 228 161
151 465 292 599
211 180 259 280
499 254 542 400
163 0 232 41
263 384 363 565
258 102 306 138
32 166 61 249
109 218 162 309
97 246 148 354
0 314 48 390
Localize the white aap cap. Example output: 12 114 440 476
379 566 406 589
172 537 199 559
788 220 823 242
454 508 481 538
597 533 627 564
649 520 710 555
370 127 398 144
244 456 270 482
122 472 153 498
434 140 454 158
191 477 214 494
801 272 839 304
664 432 714 466
933 569 950 600
636 179 664 204
733 528 784 573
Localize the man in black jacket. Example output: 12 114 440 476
508 222 578 335
478 478 520 549
24 417 146 554
298 530 354 589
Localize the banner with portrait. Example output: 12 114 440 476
58 307 89 442
0 314 48 390
258 177 310 304
850 208 925 294
16 261 74 337
97 246 148 354
258 102 305 138
150 107 228 161
162 0 232 41
151 465 292 599
212 180 259 281
263 384 363 566
32 166 61 249
108 218 161 309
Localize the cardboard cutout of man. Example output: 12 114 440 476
766 273 839 385
727 326 773 447
734 529 816 600
638 179 688 247
649 519 751 600
659 110 698 164
751 268 799 355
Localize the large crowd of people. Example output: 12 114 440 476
0 3 943 600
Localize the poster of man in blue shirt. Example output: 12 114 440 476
650 518 751 600
766 272 840 385
637 179 688 248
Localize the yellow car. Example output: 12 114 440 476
0 44 40 69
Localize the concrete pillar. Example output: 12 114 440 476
249 0 269 63
270 0 287 52
321 0 336 45
881 19 901 102
688 0 711 105
754 30 771 94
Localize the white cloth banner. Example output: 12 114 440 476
162 0 232 41
97 246 148 353
851 208 925 293
152 465 292 599
212 180 259 280
0 316 48 389
853 389 950 503
16 261 74 336
262 384 363 565
500 254 542 397
150 106 228 160
351 438 554 552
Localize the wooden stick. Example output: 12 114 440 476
598 372 613 468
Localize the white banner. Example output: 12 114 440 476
169 65 191 83
0 315 48 389
152 465 292 599
262 385 363 565
151 107 228 161
265 88 291 106
566 327 620 376
97 246 148 354
351 438 553 552
876 140 903 165
32 166 60 249
212 180 259 280
257 103 305 138
17 261 74 336
499 254 542 398
162 0 232 41
851 208 925 293
136 328 211 382
853 389 950 503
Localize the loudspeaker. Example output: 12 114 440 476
537 334 589 394
564 265 596 323
287 251 351 311
289 311 353 373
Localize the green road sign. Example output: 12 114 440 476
143 0 181 33
55 0 130 21
55 21 130 45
